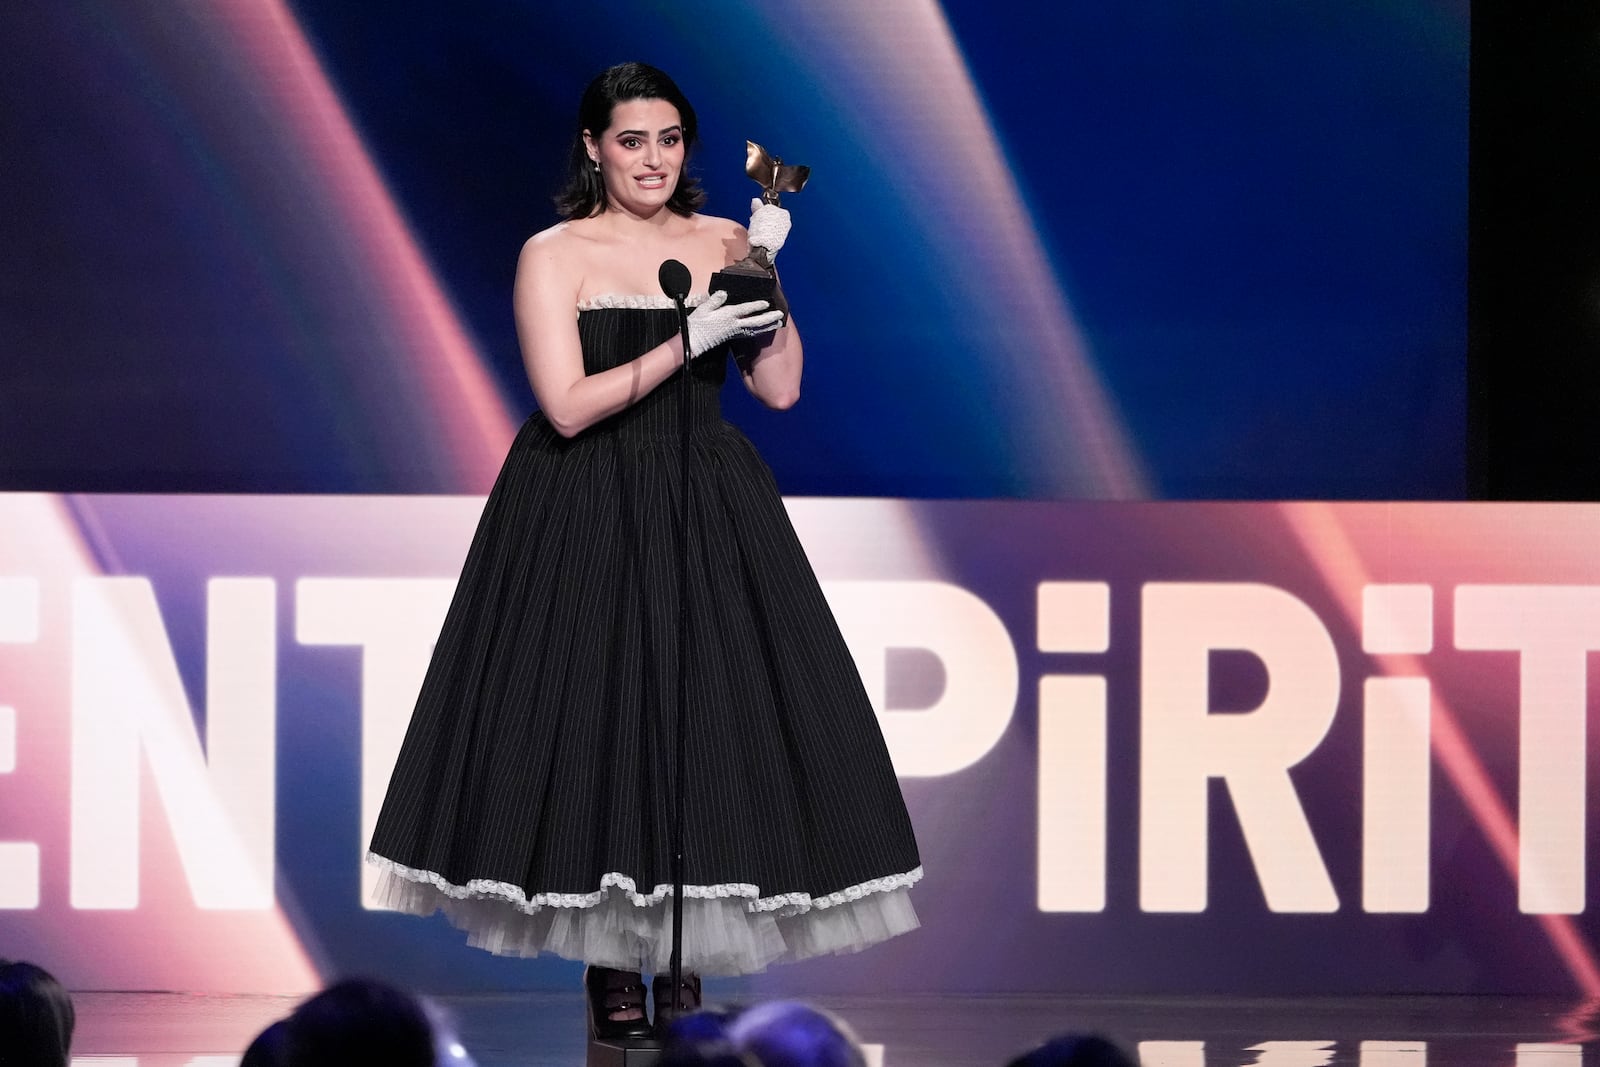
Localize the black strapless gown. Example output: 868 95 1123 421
368 297 921 974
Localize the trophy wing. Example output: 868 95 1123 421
745 141 778 188
774 164 811 194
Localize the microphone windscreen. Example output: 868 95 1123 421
658 259 692 300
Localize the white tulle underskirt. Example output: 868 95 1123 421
368 854 923 976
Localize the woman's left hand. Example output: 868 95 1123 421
747 198 792 260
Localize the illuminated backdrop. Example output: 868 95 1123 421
0 0 1466 498
1 496 1597 997
0 0 1520 999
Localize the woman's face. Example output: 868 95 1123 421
585 97 686 219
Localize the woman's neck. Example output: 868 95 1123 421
589 203 686 237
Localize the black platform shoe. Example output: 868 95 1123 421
584 965 653 1041
651 972 703 1037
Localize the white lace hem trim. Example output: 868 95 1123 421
370 860 921 973
366 852 923 914
576 292 711 312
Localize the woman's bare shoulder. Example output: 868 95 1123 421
686 213 750 264
515 223 588 307
521 222 599 274
522 220 586 256
690 212 747 239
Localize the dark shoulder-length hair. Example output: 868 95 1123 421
555 62 706 220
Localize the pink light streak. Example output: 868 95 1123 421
786 0 1148 498
1280 501 1600 996
199 0 516 487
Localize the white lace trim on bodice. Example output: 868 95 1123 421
367 852 923 914
576 293 711 312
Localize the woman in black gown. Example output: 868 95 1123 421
367 62 921 1040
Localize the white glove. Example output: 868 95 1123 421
746 198 792 261
687 290 784 357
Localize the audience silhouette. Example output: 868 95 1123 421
0 959 75 1067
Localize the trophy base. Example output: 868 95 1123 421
709 264 775 306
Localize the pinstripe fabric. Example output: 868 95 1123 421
368 305 922 973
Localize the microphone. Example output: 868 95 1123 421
658 259 691 301
660 258 693 373
653 265 692 1005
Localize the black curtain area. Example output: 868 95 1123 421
1470 0 1600 499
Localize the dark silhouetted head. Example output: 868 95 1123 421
240 1018 291 1067
726 1000 867 1067
1004 1032 1138 1067
282 977 436 1067
0 959 75 1067
659 1009 761 1067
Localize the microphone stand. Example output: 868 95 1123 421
667 284 691 1023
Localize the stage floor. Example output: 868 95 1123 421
70 990 1600 1066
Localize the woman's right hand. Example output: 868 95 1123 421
688 291 784 357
